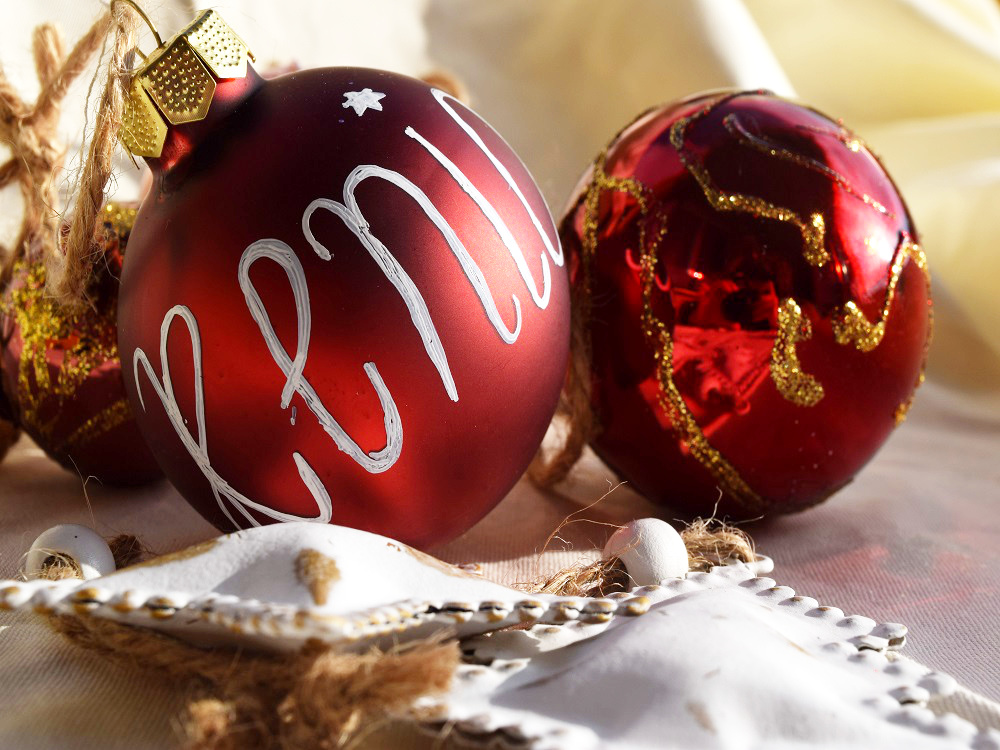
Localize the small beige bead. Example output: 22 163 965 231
603 518 689 585
24 524 115 580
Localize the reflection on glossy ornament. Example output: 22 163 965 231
562 91 932 517
0 203 161 484
116 13 568 548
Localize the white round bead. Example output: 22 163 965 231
24 524 115 580
603 518 689 585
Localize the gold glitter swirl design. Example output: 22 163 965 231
580 157 650 298
799 121 869 155
831 237 928 353
893 371 925 426
672 93 933 425
838 236 932 426
724 114 896 219
580 155 766 513
64 399 132 451
770 298 825 407
4 203 136 452
897 274 934 427
669 94 830 267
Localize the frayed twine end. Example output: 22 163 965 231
37 531 459 750
681 517 755 572
47 612 460 750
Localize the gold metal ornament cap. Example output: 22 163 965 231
118 6 254 159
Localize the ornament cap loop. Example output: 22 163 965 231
118 5 254 159
111 0 163 47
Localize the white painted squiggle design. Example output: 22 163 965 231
133 88 562 529
132 305 334 527
428 88 564 268
238 239 402 472
405 125 552 309
303 164 524 401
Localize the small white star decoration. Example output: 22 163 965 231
342 88 386 117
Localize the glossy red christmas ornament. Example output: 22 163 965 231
0 203 162 484
117 13 568 547
562 91 932 517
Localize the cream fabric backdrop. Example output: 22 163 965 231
1 1 998 747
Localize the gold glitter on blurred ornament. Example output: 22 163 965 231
0 202 161 483
7 257 127 454
101 202 139 238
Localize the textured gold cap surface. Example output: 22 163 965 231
119 9 252 158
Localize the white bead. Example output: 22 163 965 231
24 524 115 580
603 518 689 585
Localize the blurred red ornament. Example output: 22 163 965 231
118 51 568 547
0 389 17 462
0 203 162 484
561 91 932 517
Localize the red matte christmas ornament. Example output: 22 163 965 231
116 11 569 547
0 203 162 484
561 91 932 517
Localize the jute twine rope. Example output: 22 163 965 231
0 9 129 459
50 616 457 750
37 535 458 750
527 286 594 487
38 519 752 748
50 7 469 312
0 9 134 297
54 5 139 306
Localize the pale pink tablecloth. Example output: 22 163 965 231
2 376 999 747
